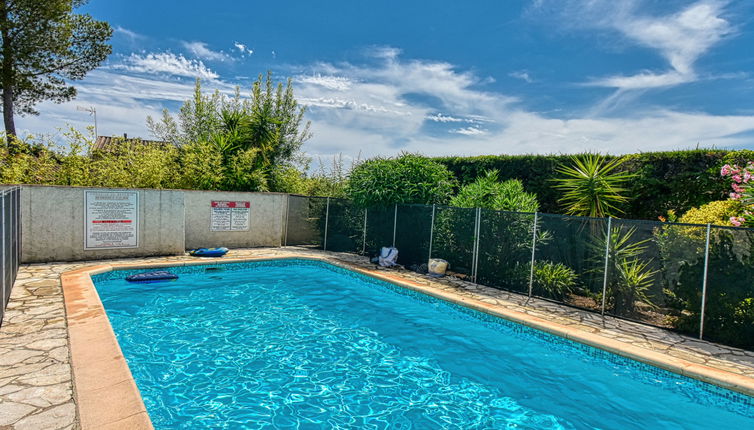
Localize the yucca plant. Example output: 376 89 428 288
613 258 658 313
554 154 634 218
589 226 657 314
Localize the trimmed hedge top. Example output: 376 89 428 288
433 149 754 220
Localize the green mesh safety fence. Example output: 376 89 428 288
324 199 366 254
532 214 607 311
429 206 477 279
363 206 396 258
476 210 536 294
1 187 21 327
604 219 705 335
703 225 754 350
285 196 327 248
283 198 754 351
394 204 434 269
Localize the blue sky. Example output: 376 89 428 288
17 0 754 161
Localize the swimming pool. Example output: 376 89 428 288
93 259 754 429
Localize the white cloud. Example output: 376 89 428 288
588 70 689 90
115 52 219 80
15 67 239 140
293 49 754 161
509 70 534 83
233 42 254 55
182 41 229 62
370 46 402 60
15 45 754 164
426 113 465 123
114 26 143 41
297 75 353 91
570 1 733 90
618 1 730 76
451 127 487 136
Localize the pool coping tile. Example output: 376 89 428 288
60 253 754 429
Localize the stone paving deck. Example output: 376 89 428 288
2 247 754 429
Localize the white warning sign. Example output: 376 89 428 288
210 201 250 231
85 190 139 249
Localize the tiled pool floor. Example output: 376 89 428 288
2 247 754 429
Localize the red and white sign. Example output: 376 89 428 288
85 191 139 249
210 201 250 231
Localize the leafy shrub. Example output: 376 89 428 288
678 200 742 227
533 261 577 300
301 155 352 198
449 170 538 212
346 153 456 207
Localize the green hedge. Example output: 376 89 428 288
433 149 754 220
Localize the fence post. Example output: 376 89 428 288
600 217 613 318
472 207 481 283
362 208 368 255
392 204 398 248
323 197 330 251
9 189 14 283
1 192 6 312
428 204 436 262
699 223 712 340
16 188 21 272
283 194 290 247
527 212 538 300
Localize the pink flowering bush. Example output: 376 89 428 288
720 162 754 226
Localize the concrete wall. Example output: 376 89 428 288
21 185 185 263
17 185 291 263
183 190 286 249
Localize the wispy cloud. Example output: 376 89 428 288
182 41 229 62
297 74 353 91
114 26 143 41
16 44 754 163
233 41 254 55
509 70 534 83
575 1 733 90
451 126 487 136
426 113 465 123
292 48 754 160
115 52 219 80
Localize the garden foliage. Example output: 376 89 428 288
434 149 754 220
0 73 339 193
553 154 633 218
346 153 457 208
449 170 538 212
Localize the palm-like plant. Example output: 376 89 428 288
554 154 634 218
589 226 657 314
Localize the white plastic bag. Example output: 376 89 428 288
378 247 399 267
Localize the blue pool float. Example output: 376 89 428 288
189 247 229 257
125 271 178 283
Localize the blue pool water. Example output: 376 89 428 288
93 259 754 429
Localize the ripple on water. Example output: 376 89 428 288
102 276 567 429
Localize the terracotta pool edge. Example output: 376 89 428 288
62 264 154 430
61 255 754 425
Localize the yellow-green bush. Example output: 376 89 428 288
678 200 742 226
